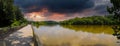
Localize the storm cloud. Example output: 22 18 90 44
14 0 111 21
14 0 94 13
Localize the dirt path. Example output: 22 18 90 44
4 25 34 46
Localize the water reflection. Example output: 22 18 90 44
33 25 118 46
61 25 114 34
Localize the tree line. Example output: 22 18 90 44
60 15 119 25
0 0 27 27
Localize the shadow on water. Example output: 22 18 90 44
61 25 120 40
61 25 114 34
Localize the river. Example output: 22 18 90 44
33 25 120 46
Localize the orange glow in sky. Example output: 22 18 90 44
48 13 66 21
25 12 46 21
24 8 49 21
24 8 90 21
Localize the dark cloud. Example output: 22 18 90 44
94 5 108 15
93 0 111 15
14 0 94 13
14 0 111 21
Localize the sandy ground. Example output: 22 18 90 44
4 25 34 46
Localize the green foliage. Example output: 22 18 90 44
107 0 120 36
0 0 14 27
60 15 119 25
30 21 59 27
0 0 27 27
107 0 120 22
11 20 21 27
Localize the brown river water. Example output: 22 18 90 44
33 25 120 46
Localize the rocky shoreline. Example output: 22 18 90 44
4 25 34 46
0 25 26 40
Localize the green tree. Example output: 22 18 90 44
0 0 14 27
60 15 117 25
0 0 26 27
107 0 120 23
107 0 120 37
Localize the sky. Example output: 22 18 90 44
14 0 111 21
